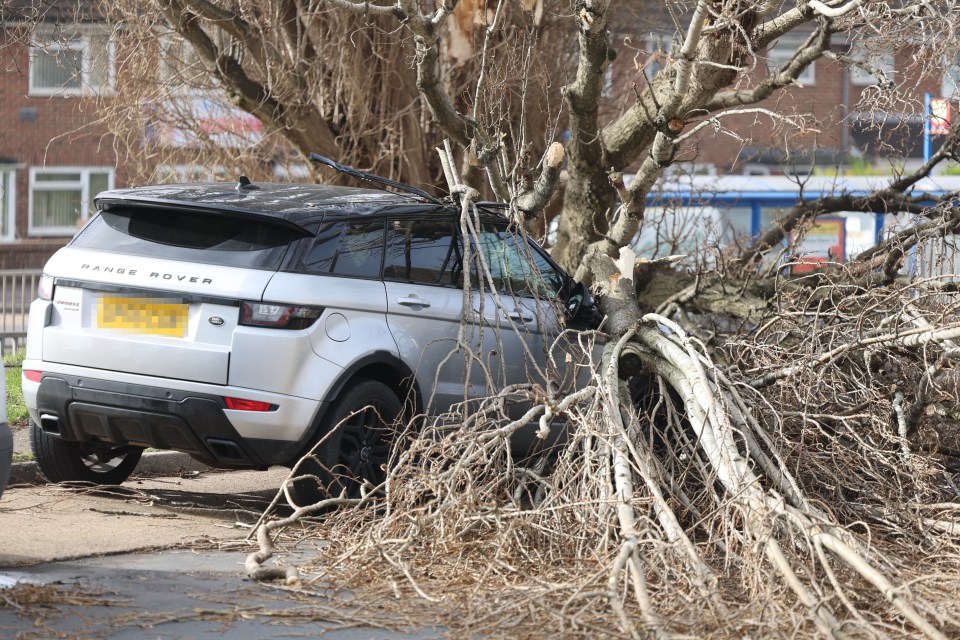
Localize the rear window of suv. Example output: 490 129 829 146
72 208 303 270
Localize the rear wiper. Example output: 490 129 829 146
309 153 444 205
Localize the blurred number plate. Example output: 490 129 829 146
97 296 188 337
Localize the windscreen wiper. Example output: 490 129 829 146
309 153 444 204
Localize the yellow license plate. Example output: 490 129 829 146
97 296 188 337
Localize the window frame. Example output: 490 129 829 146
28 29 116 97
942 55 960 98
298 219 388 280
0 167 16 242
161 35 205 94
382 218 464 288
156 164 228 183
849 48 895 87
161 30 233 94
766 39 816 85
28 167 114 237
643 33 674 77
601 65 615 99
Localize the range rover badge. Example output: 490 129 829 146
209 316 225 326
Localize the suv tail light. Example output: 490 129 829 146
239 302 322 329
223 397 276 412
37 275 54 301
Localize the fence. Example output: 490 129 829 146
1 269 40 358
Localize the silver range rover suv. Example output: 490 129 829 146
23 175 597 502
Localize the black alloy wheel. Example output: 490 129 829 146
290 379 402 507
29 419 143 484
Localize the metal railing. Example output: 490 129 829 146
1 269 40 357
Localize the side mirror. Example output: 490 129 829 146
564 280 602 329
565 280 587 319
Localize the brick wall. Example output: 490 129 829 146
0 240 65 269
0 26 121 264
601 42 945 175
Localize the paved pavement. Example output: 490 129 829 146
1 420 442 638
0 466 291 565
0 466 439 638
0 550 435 639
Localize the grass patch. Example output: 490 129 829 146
3 350 25 368
12 451 33 463
5 350 30 427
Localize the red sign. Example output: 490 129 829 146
931 98 952 135
793 217 845 273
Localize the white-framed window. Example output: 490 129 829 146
0 168 15 242
28 168 113 236
643 33 674 77
162 35 203 92
943 55 960 98
29 29 115 97
602 65 614 99
767 38 816 85
156 165 227 183
662 162 718 177
849 47 895 86
161 30 233 92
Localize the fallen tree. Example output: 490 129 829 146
225 1 960 634
243 160 960 635
8 0 960 634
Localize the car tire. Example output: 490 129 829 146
290 379 402 507
0 422 12 500
29 419 143 485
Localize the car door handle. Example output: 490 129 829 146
396 295 431 308
508 311 534 323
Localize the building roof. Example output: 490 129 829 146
649 174 960 206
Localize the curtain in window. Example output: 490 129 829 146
88 172 109 214
0 172 9 238
33 48 82 90
87 35 111 90
33 190 81 229
0 172 10 239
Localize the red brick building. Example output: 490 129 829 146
604 18 955 176
1 2 956 269
0 0 124 267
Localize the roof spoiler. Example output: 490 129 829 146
309 153 443 205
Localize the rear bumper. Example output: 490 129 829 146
26 371 323 468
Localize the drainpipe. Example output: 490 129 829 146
840 64 850 158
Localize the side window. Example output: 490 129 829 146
383 219 463 286
476 225 564 298
302 220 385 278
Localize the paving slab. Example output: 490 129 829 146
0 467 442 639
0 466 291 566
0 549 440 639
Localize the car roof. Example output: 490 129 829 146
95 181 472 230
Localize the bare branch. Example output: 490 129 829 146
739 131 960 268
808 0 863 18
704 25 831 112
514 142 565 219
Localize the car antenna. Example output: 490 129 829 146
309 153 443 204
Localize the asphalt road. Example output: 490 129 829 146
0 468 440 639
